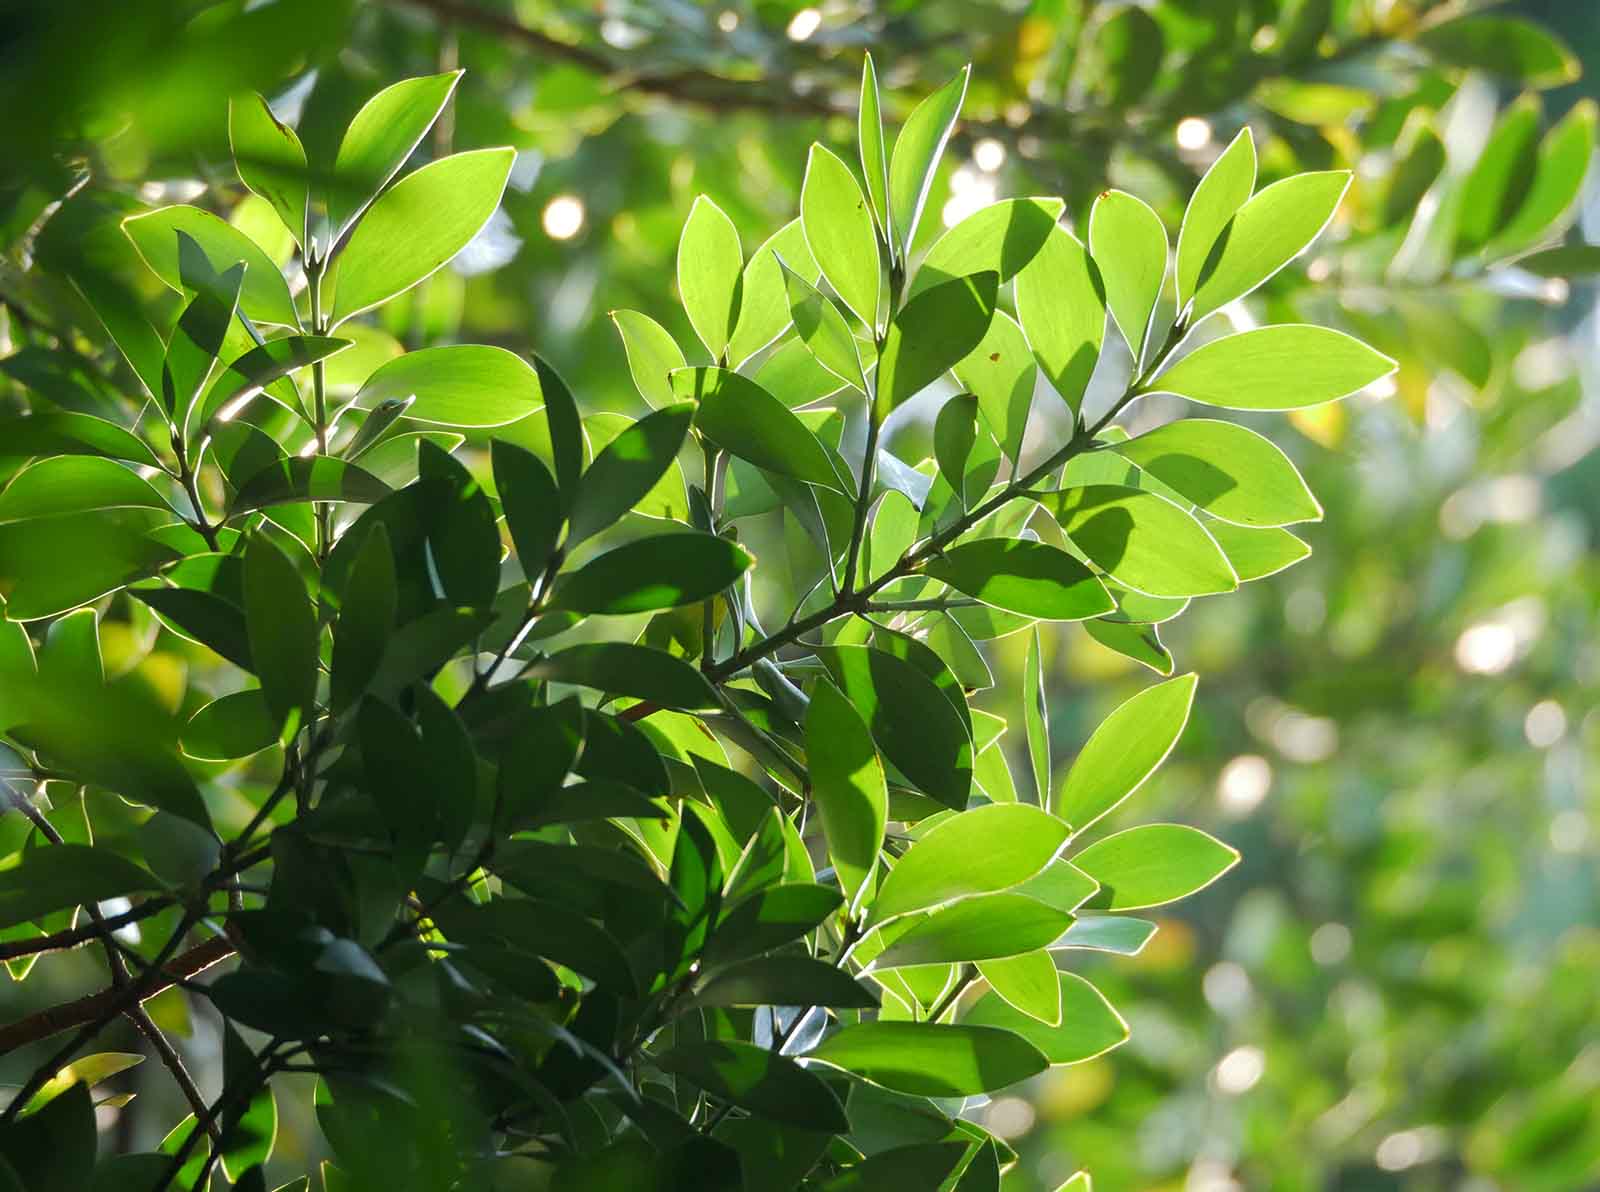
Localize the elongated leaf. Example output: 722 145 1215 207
131 586 251 669
1024 628 1049 803
124 205 299 327
726 220 819 367
1485 101 1598 261
1054 673 1196 829
924 538 1112 621
491 440 561 580
329 522 396 712
528 643 718 709
0 413 159 467
877 272 999 416
818 1143 969 1192
1151 325 1395 410
800 143 880 327
659 1041 848 1132
910 197 1064 299
0 511 180 621
552 533 751 615
1189 171 1349 322
351 343 540 429
809 1021 1046 1096
610 309 686 408
1074 823 1239 910
326 71 462 236
229 93 309 247
330 147 514 324
783 267 865 391
230 457 389 515
858 53 892 243
871 893 1071 969
1416 15 1580 89
887 66 970 260
1056 915 1158 956
1014 225 1105 414
161 264 244 422
0 845 165 932
678 196 744 359
815 645 972 812
675 367 844 492
0 457 169 523
806 678 887 915
1456 96 1542 253
195 335 350 431
1112 418 1320 526
706 884 842 969
243 533 317 737
977 949 1061 1025
1175 128 1256 311
694 955 877 1009
962 971 1128 1064
1037 485 1237 597
567 402 694 546
868 803 1069 927
1089 190 1167 362
1207 521 1310 580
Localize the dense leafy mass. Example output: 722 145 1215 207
1 1 1597 1188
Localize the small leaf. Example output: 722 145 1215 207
953 311 1035 464
330 147 514 324
229 93 310 247
1088 190 1167 363
243 533 318 737
1024 628 1049 804
567 402 694 546
1112 418 1321 526
677 196 744 360
195 335 351 432
1151 325 1395 410
783 267 865 392
867 803 1069 927
1175 128 1256 312
693 955 877 1009
808 1021 1047 1097
877 272 999 417
1038 484 1237 598
1074 823 1239 910
1014 225 1105 414
962 971 1128 1064
1056 915 1158 956
162 261 245 424
1084 619 1173 675
326 71 462 237
800 143 881 327
726 220 819 367
923 539 1113 621
887 66 970 260
659 1041 848 1133
675 367 845 492
551 533 752 615
124 205 299 327
1189 171 1350 322
806 678 888 916
534 354 585 506
910 196 1064 299
351 343 541 428
1054 673 1196 829
870 893 1071 969
610 309 687 408
527 643 718 709
977 949 1061 1025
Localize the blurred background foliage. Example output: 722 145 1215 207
1 0 1596 1189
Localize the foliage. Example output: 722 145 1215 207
1 2 1597 1190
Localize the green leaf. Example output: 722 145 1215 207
534 354 585 506
351 343 541 428
1014 225 1105 414
528 642 718 710
910 197 1065 299
0 511 180 621
124 205 299 327
675 367 845 492
693 955 877 1009
1456 96 1542 253
1485 101 1598 261
1036 485 1237 598
1175 128 1256 312
809 1021 1047 1097
0 845 165 932
977 949 1061 1025
551 532 752 615
887 66 970 261
0 1082 95 1190
230 456 389 515
858 53 892 244
818 1144 970 1192
1151 325 1395 410
1054 673 1196 829
194 335 351 432
1511 244 1600 278
659 1041 848 1133
1056 915 1159 956
0 412 159 468
806 678 887 916
0 457 169 523
1206 521 1310 581
867 803 1069 927
1024 628 1049 804
610 309 687 408
815 645 973 812
800 143 881 327
21 1052 145 1116
1111 418 1321 526
330 147 514 324
131 584 252 669
933 394 999 510
953 311 1035 464
877 272 999 417
183 689 277 761
243 533 318 737
1416 15 1581 89
923 539 1113 621
229 93 310 248
491 440 562 580
1084 619 1173 675
870 893 1071 969
1189 171 1350 322
1074 823 1239 910
962 971 1128 1064
677 196 744 359
706 883 842 968
1088 190 1167 363
567 402 694 546
726 219 818 368
1086 5 1164 107
326 71 462 237
162 263 244 423
329 522 396 712
783 267 865 392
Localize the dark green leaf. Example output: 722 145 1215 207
658 1040 848 1133
808 1022 1047 1096
876 272 999 417
527 643 719 709
568 402 694 546
676 368 846 493
924 538 1113 621
244 532 318 737
693 955 877 1009
551 533 752 615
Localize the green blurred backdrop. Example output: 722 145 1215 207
2 1 1596 1188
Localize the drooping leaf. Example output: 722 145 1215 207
527 643 719 710
491 440 562 581
243 532 318 737
124 205 300 327
675 367 845 493
229 456 390 515
229 92 310 248
693 955 878 1009
659 1041 848 1133
184 689 278 761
